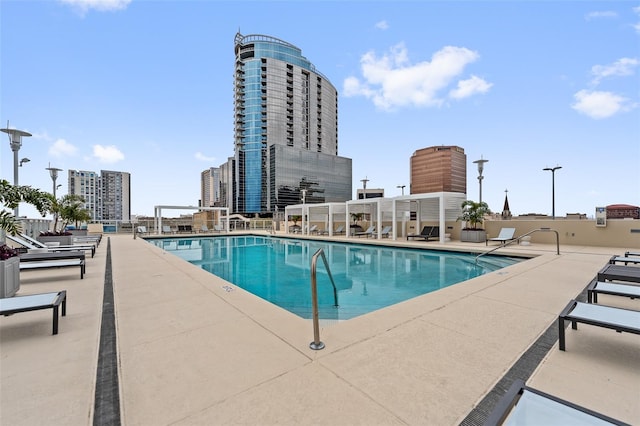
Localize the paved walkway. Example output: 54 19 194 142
1 233 638 425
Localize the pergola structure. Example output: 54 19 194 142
285 192 466 242
153 205 230 235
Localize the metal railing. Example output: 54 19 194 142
309 248 338 350
475 228 560 262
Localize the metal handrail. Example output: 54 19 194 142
309 248 338 350
475 228 560 262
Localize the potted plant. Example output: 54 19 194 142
38 194 90 244
350 213 364 235
457 200 492 243
0 179 53 297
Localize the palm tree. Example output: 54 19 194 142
458 200 491 230
56 194 89 232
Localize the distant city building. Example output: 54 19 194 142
200 167 221 207
410 146 466 194
68 169 130 221
228 32 352 215
606 204 640 219
357 188 384 199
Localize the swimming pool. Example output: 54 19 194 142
151 235 521 321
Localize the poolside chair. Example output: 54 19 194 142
355 226 375 238
609 255 640 265
334 225 345 235
558 299 640 351
213 224 224 233
7 234 96 258
308 224 318 234
587 279 640 304
377 225 392 239
406 226 439 241
162 225 173 234
136 226 148 234
200 224 209 233
483 379 628 426
1 291 67 335
597 264 640 284
486 227 516 246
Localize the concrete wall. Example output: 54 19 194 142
483 219 639 248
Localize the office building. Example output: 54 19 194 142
68 169 130 221
201 167 221 207
231 32 351 214
410 146 467 194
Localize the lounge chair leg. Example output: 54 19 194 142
53 305 59 335
558 317 566 351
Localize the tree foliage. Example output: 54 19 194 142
0 179 53 236
457 200 492 230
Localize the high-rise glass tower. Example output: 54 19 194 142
233 32 351 214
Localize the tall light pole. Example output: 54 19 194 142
473 156 488 204
397 185 406 196
46 164 63 198
360 176 369 199
543 166 562 219
1 125 33 217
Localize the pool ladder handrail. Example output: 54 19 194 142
310 248 339 350
475 228 560 263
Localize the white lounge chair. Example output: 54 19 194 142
355 226 375 238
486 228 516 246
0 291 67 335
8 234 96 258
558 299 640 351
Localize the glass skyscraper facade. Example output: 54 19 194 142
232 32 351 214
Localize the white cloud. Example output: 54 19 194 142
49 138 78 157
58 0 131 15
343 43 489 110
92 144 124 163
375 20 389 30
571 90 632 119
591 57 639 85
195 152 216 162
585 11 617 21
634 6 640 34
449 75 493 99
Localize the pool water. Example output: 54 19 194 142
151 236 521 321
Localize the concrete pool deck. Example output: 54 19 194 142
1 233 639 425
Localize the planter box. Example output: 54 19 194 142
68 229 88 236
1 256 20 298
37 235 73 246
461 229 487 243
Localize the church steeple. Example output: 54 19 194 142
502 189 512 219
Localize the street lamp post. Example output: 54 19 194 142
360 177 369 199
397 185 406 196
46 164 64 198
472 157 489 204
543 166 562 219
1 126 33 217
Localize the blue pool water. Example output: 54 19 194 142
151 236 521 321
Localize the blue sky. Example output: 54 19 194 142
2 0 639 219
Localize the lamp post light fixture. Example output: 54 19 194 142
397 185 406 196
19 157 30 167
472 156 489 204
360 176 369 199
46 164 64 198
543 165 562 219
1 125 33 217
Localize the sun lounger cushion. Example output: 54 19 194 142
558 299 640 351
483 379 628 426
0 291 67 335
